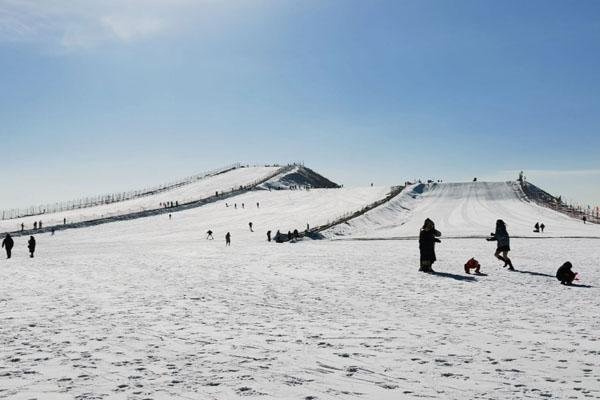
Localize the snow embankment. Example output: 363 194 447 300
0 166 280 232
326 181 600 239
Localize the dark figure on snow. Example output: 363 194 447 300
28 236 36 258
583 216 587 224
487 219 514 270
293 229 299 239
63 218 66 225
267 230 271 242
464 258 481 274
556 262 577 285
242 203 245 209
39 221 42 229
34 222 37 230
21 223 24 231
51 228 55 236
225 232 231 246
287 231 292 241
169 214 172 220
419 218 441 273
234 203 237 209
2 233 14 259
249 222 254 232
534 222 540 233
540 223 545 233
256 202 260 208
206 230 213 240
275 230 284 243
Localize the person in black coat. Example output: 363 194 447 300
2 234 14 259
419 218 441 273
225 232 231 246
487 219 514 270
266 230 272 242
556 262 577 285
28 236 36 258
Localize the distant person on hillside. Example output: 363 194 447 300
206 230 214 240
234 203 237 209
169 214 172 220
556 261 577 285
28 236 36 258
487 219 514 270
249 222 254 232
2 233 14 259
293 229 299 239
21 223 24 231
51 228 55 236
534 222 540 233
287 231 292 241
583 216 587 224
419 218 441 273
33 222 37 230
275 230 284 243
39 221 42 229
267 230 271 242
242 203 245 209
63 218 66 225
256 202 260 208
225 232 231 246
540 223 545 233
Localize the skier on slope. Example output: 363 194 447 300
556 261 577 285
225 232 231 246
206 230 214 240
28 236 36 258
419 218 441 273
2 233 14 259
487 219 514 270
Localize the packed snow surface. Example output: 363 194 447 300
328 181 600 239
1 182 599 399
0 166 279 232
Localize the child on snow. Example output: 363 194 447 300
464 258 481 274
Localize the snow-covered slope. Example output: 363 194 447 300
256 165 340 190
327 181 600 239
0 166 280 232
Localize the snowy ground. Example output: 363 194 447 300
1 228 599 399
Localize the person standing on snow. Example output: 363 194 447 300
206 230 214 240
249 222 254 232
2 233 14 259
225 232 231 246
419 218 441 273
540 223 545 233
266 230 271 242
487 219 514 270
534 222 540 232
28 236 36 258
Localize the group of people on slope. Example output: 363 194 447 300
533 222 546 233
2 234 36 259
418 218 577 285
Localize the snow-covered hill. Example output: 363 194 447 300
326 181 600 239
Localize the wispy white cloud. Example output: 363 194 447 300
0 0 208 49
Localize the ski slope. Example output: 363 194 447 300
327 181 600 239
0 166 280 233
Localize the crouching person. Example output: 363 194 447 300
556 262 577 285
464 258 481 274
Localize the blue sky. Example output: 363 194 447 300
1 0 599 209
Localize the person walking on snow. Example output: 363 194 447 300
28 236 36 258
487 219 514 270
267 230 272 242
419 218 441 273
534 222 540 233
2 233 14 259
249 222 254 232
206 230 214 240
540 223 545 233
225 232 231 246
